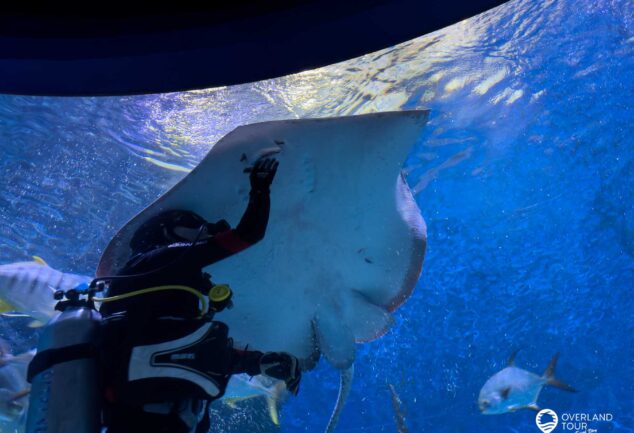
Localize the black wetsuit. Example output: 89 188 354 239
101 189 270 433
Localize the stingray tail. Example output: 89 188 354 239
324 364 354 433
543 353 577 392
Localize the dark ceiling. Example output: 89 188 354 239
0 1 508 96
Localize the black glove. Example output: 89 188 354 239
259 352 301 395
249 157 279 193
204 219 230 235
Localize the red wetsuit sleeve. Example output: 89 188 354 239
118 185 271 278
212 230 252 253
187 187 271 267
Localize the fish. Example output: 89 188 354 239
222 374 289 425
478 351 576 414
0 340 35 432
387 383 410 433
97 112 429 432
0 258 91 325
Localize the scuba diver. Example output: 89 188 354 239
97 157 301 433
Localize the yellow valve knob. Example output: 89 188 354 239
209 284 231 302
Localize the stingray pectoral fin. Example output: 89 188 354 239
325 364 354 433
344 291 394 342
527 403 541 411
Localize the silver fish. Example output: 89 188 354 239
478 351 576 414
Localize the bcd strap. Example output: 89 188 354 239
27 343 98 383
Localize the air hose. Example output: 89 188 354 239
90 284 231 317
93 285 209 317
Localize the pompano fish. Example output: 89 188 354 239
221 374 289 425
0 258 91 324
478 351 576 414
0 341 35 432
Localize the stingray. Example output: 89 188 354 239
97 111 429 431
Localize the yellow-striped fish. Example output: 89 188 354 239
0 260 91 324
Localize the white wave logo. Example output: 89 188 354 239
536 409 559 433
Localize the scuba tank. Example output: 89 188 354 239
26 287 102 433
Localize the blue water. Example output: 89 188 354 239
0 0 633 432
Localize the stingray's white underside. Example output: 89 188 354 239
98 111 428 370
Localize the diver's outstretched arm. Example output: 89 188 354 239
234 157 278 243
187 158 278 265
144 158 277 269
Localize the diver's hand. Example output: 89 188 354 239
259 352 301 395
249 158 279 193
